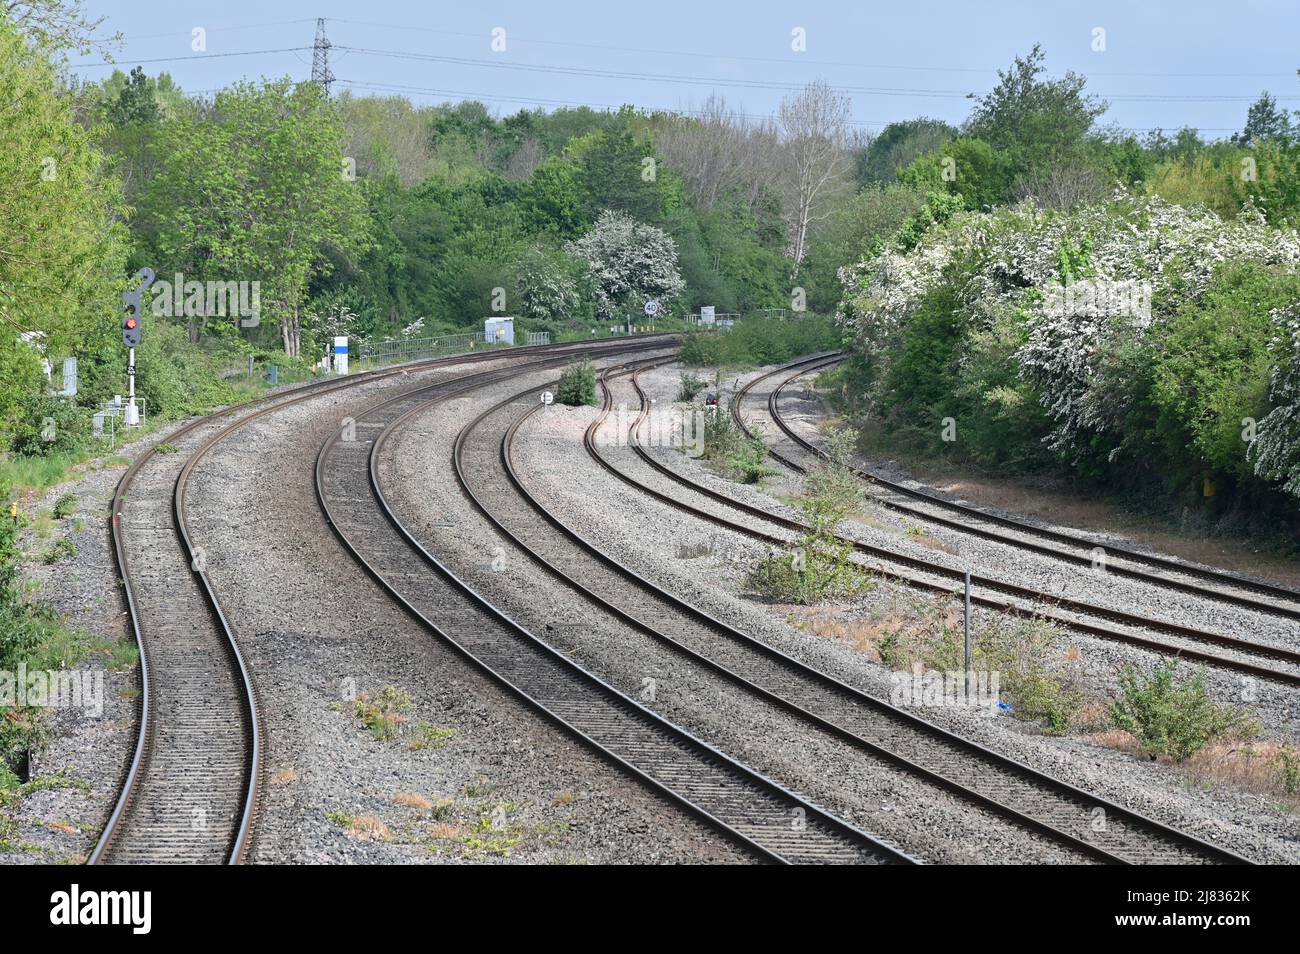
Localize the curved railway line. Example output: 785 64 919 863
706 364 1300 687
759 353 1300 621
87 336 1273 865
90 337 674 864
315 345 913 864
565 361 1252 864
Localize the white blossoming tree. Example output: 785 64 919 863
837 188 1300 500
566 210 685 321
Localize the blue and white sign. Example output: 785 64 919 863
644 299 660 317
333 336 349 375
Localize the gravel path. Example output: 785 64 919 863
497 360 1297 862
181 351 748 864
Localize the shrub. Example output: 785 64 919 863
875 603 1083 735
746 425 868 604
354 686 413 742
42 537 77 565
51 493 76 519
677 372 706 401
556 359 597 406
731 430 778 485
9 394 88 459
1109 661 1251 762
679 316 840 368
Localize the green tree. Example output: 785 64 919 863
573 129 665 223
1151 263 1300 482
141 79 369 355
1232 91 1297 146
856 118 956 186
0 14 124 442
964 44 1107 202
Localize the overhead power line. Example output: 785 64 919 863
324 17 1300 81
71 46 312 69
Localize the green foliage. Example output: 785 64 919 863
897 138 1010 212
353 686 414 743
0 476 67 777
894 191 965 252
42 537 77 564
857 119 956 186
1109 661 1252 762
1150 263 1299 483
51 493 76 520
0 16 125 449
678 316 840 368
879 279 965 429
964 43 1108 199
798 184 926 312
555 360 597 407
1233 139 1300 227
731 430 778 485
747 428 866 604
136 77 370 356
9 395 88 459
676 372 706 401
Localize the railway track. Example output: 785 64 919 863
90 336 674 864
759 353 1300 621
698 365 1300 687
561 361 1252 864
318 345 914 864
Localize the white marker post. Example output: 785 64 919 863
963 571 972 702
333 336 349 375
124 349 139 426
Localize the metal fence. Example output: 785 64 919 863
689 312 741 327
526 331 551 345
91 397 149 450
355 331 510 369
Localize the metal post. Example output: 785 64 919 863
963 570 972 702
124 347 139 426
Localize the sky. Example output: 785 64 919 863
69 0 1300 138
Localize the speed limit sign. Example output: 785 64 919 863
644 300 660 317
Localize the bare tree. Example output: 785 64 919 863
654 95 782 213
778 81 854 270
5 0 121 54
504 136 545 180
340 93 433 186
1016 162 1105 211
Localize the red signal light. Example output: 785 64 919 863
124 317 137 329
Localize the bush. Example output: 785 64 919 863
555 359 597 406
9 394 88 459
51 493 76 519
746 425 868 604
676 372 706 401
1109 661 1252 762
42 537 77 564
679 316 840 368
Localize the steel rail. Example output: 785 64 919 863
760 352 1300 617
90 334 674 864
721 367 1300 683
325 349 914 864
572 361 1252 864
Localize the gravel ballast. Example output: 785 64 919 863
380 362 1119 863
181 351 749 863
491 360 1299 863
